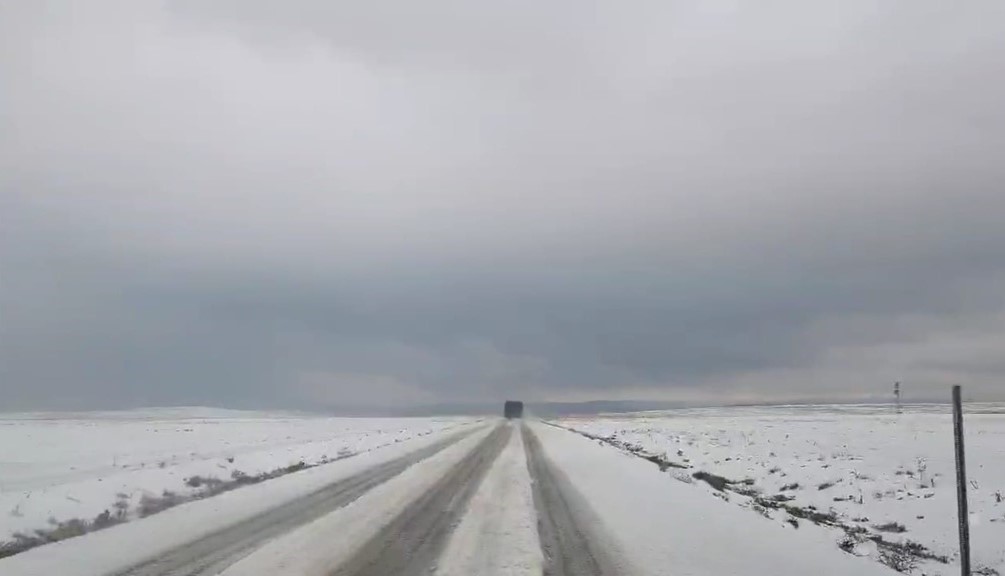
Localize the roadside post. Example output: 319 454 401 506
952 385 971 576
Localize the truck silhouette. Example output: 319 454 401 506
503 400 524 419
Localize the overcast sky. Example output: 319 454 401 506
2 1 1005 411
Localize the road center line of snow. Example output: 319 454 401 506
329 423 512 576
435 421 544 576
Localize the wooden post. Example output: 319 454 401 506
952 385 971 576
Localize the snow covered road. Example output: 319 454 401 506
114 427 476 576
328 423 512 575
523 423 622 575
2 417 901 576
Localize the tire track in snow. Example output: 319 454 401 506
329 423 511 576
523 422 623 576
111 427 478 576
435 422 543 576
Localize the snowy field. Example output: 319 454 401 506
554 403 1005 575
0 408 476 545
3 404 1000 575
3 416 910 576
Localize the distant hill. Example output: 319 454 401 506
324 399 691 417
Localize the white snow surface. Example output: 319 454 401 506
529 420 900 576
6 405 994 576
0 407 474 539
219 423 496 576
0 410 481 576
555 403 1005 575
437 422 543 576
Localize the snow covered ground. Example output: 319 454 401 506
0 408 475 544
6 404 996 576
553 403 1005 575
528 420 897 576
1 413 918 576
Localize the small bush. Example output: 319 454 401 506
0 506 130 560
185 475 225 491
43 518 87 542
879 548 916 573
838 535 859 553
693 471 733 492
641 453 688 471
231 469 252 482
874 521 908 533
1 534 42 559
282 461 307 474
138 491 181 517
783 504 838 526
780 482 800 491
818 481 835 490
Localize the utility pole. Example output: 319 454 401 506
952 385 971 576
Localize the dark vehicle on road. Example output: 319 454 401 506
504 400 524 419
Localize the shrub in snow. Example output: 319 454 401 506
873 521 907 533
138 491 181 517
692 471 733 492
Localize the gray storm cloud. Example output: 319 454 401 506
2 0 1004 410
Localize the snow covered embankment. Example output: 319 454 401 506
530 420 898 576
555 404 1005 575
0 409 474 547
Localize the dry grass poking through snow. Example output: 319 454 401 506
0 454 349 558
